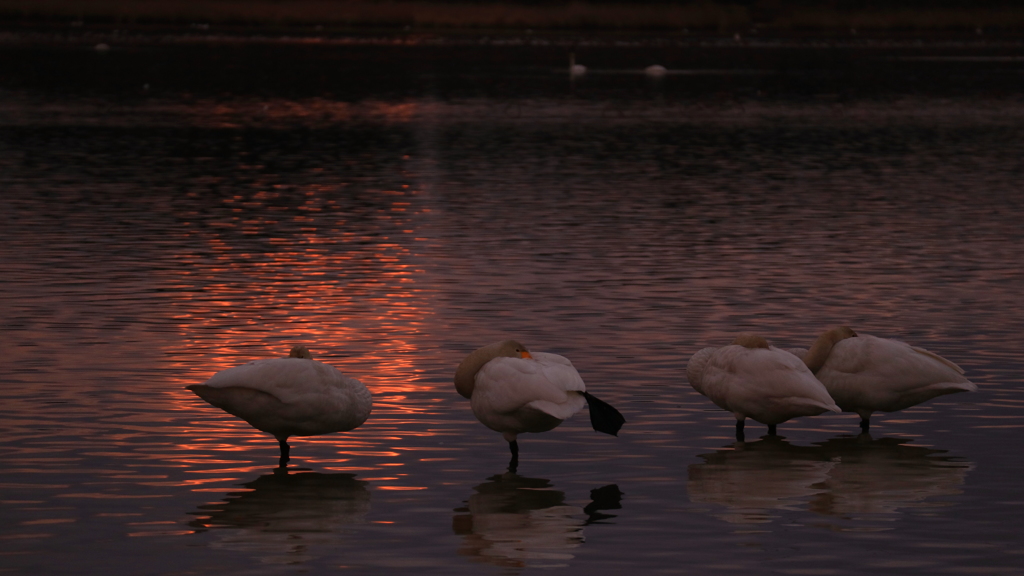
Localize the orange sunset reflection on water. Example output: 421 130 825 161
160 186 451 489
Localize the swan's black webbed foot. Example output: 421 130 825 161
582 391 626 436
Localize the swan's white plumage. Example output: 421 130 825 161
189 349 372 441
470 351 587 437
685 347 716 392
687 340 839 426
808 331 976 421
785 348 809 361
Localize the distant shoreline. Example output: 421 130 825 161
1 1 1022 35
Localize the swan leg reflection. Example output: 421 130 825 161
767 424 777 436
277 436 290 467
735 420 745 442
508 440 519 473
860 418 870 433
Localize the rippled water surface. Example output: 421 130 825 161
2 37 1023 575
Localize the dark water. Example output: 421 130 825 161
1 36 1023 575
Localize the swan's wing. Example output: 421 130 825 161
187 384 287 422
186 383 334 435
192 358 371 436
474 356 585 419
530 352 586 392
818 335 975 411
758 348 839 413
909 345 965 375
702 346 839 419
530 351 576 370
824 335 973 388
527 353 588 419
525 397 587 421
201 358 356 403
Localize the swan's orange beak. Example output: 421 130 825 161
520 350 532 359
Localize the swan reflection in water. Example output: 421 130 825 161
688 435 972 525
189 468 370 564
808 435 974 518
453 473 622 569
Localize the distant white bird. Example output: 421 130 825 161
790 327 977 432
569 53 587 77
187 346 372 466
454 340 624 471
687 334 840 440
644 64 667 77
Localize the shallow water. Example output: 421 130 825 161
1 37 1023 575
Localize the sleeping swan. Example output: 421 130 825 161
790 327 977 432
687 334 840 441
454 339 625 471
187 346 372 467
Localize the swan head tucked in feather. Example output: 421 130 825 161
731 334 770 349
804 326 858 374
454 339 532 399
686 347 717 394
289 345 313 359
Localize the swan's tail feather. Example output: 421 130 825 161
583 392 626 436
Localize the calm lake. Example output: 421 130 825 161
1 33 1023 575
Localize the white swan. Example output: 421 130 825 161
569 53 586 77
790 327 977 432
187 345 372 466
454 340 624 471
686 334 840 440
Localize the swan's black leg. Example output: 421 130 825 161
508 440 519 474
859 418 870 433
735 420 745 442
767 423 777 436
278 438 290 468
